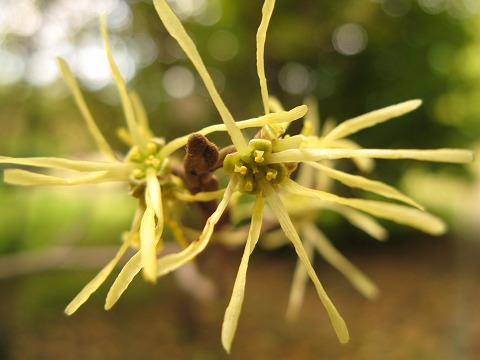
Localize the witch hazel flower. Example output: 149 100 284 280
152 0 349 350
0 5 306 316
0 15 194 314
152 0 473 353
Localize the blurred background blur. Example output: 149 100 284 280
0 0 479 359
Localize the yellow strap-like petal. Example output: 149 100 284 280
4 169 126 186
140 192 158 283
139 169 164 282
302 222 379 300
56 57 117 161
285 235 314 322
256 0 275 115
0 156 133 172
283 178 446 235
174 188 226 202
323 100 422 141
268 148 474 164
268 96 285 113
159 106 307 158
324 204 388 241
308 162 425 210
105 251 143 310
155 177 238 278
100 15 147 151
65 240 131 315
261 180 350 344
130 91 154 140
152 0 247 154
303 96 320 136
222 195 264 353
146 168 163 221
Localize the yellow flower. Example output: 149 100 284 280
0 16 187 314
152 0 473 353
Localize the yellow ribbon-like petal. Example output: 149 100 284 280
65 240 131 315
105 251 143 310
159 106 307 158
4 169 126 186
261 180 350 344
268 148 474 164
0 156 133 172
323 100 422 141
222 195 264 353
302 222 379 300
100 15 147 152
256 0 275 115
56 57 117 161
155 177 238 278
152 0 247 154
283 178 446 235
308 162 424 210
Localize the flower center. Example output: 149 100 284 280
224 139 296 194
126 140 170 183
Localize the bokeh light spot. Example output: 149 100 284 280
25 52 59 87
208 31 238 62
163 65 195 99
418 0 445 14
332 23 368 56
381 0 412 17
278 63 314 95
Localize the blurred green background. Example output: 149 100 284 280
0 0 479 359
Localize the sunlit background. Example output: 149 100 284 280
1 0 479 359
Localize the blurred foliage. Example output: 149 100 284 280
1 0 478 250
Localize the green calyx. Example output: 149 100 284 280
126 140 170 183
224 138 293 194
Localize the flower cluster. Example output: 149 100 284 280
0 0 474 354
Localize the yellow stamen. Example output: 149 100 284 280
254 150 265 163
147 142 158 154
234 164 248 175
266 170 277 181
244 180 254 192
132 169 144 179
